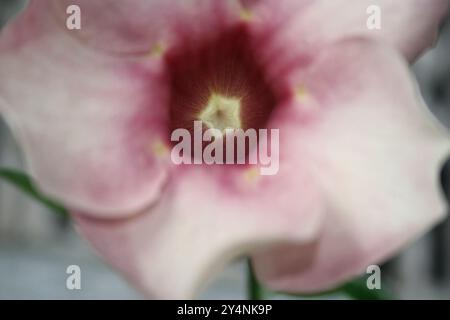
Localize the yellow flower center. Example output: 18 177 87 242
198 93 242 134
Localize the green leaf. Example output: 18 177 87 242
279 276 392 300
340 277 392 300
247 259 265 300
0 168 68 217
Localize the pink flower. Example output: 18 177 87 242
0 0 449 298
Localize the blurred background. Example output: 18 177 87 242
0 0 449 299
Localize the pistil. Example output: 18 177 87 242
198 93 242 134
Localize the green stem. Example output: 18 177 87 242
0 168 68 217
247 259 264 300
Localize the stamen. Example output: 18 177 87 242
295 85 309 102
243 166 260 183
152 139 170 157
149 42 165 57
295 84 318 111
240 8 253 22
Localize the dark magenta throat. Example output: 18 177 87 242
166 25 278 136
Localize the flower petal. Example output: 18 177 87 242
53 0 243 55
245 0 449 61
0 2 171 217
74 153 324 298
252 39 450 293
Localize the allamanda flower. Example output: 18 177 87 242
0 0 449 298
